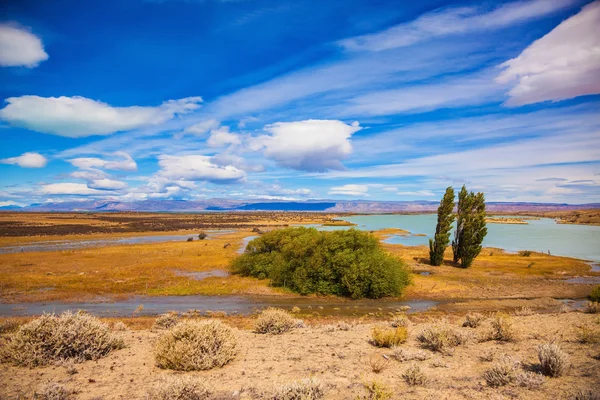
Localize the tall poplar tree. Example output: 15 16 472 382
459 192 487 268
429 186 455 266
451 185 469 264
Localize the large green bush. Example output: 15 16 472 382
232 227 410 299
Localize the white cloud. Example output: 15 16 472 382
0 23 48 67
0 152 47 168
87 178 128 191
339 0 577 52
68 152 137 171
497 1 600 106
40 183 107 195
183 119 219 135
211 153 264 172
157 155 246 184
396 190 436 197
0 96 202 137
253 120 361 172
207 126 242 147
328 184 370 197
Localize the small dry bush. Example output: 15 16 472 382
570 389 600 400
479 349 495 362
154 319 237 371
513 306 534 316
358 381 392 400
0 311 124 367
271 378 325 400
390 314 410 328
146 376 211 400
483 355 520 387
390 347 430 362
416 323 469 352
584 302 600 314
369 354 390 373
462 313 484 328
36 382 71 400
255 308 297 334
291 306 301 313
370 327 407 348
324 322 353 332
0 318 20 334
402 364 428 386
515 371 545 389
575 324 600 344
113 321 128 331
538 342 568 377
154 312 180 329
488 313 515 342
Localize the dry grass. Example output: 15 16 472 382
514 306 534 316
416 322 469 352
0 318 20 334
154 312 180 329
575 324 600 344
35 382 72 400
0 311 124 367
389 347 430 362
358 381 392 400
254 308 299 335
487 312 516 341
390 314 410 328
369 354 390 373
569 389 600 400
538 342 568 377
462 312 484 328
271 378 325 400
515 371 545 389
154 319 238 371
146 376 211 400
483 355 520 387
402 364 428 386
370 327 408 348
113 321 128 331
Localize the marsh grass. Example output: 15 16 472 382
0 311 124 367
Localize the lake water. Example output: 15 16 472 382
338 215 600 262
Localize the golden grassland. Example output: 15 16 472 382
486 217 529 224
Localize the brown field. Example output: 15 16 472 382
501 209 600 226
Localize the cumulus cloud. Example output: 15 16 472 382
207 126 242 147
328 184 369 197
183 119 219 135
0 23 48 67
339 0 577 52
211 153 264 172
0 152 47 168
40 183 107 195
0 96 202 137
253 120 361 172
497 1 600 106
157 155 246 184
68 152 137 171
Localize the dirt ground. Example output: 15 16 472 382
1 312 598 399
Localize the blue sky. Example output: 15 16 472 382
1 0 599 206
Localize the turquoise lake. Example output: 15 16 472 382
328 215 600 262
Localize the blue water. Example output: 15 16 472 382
334 215 600 262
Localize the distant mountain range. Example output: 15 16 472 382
4 199 599 213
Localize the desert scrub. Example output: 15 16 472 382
538 342 568 377
570 389 600 400
154 312 180 329
575 324 600 343
369 354 390 373
416 323 469 352
390 347 430 362
0 311 124 367
590 285 600 302
154 319 237 371
113 321 128 331
254 308 299 334
513 306 534 316
462 312 484 328
483 355 520 387
0 318 20 334
515 371 545 389
402 364 428 386
488 313 515 341
370 326 407 348
358 381 392 400
36 382 72 400
584 301 600 314
390 314 410 328
272 378 324 400
146 376 211 400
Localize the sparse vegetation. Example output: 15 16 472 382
416 322 469 352
515 371 545 389
390 314 410 328
483 355 520 387
146 377 211 400
402 364 428 386
0 318 20 334
584 301 600 314
271 378 325 400
36 382 71 400
255 308 298 335
518 250 532 257
538 342 568 377
488 313 516 341
113 321 128 331
0 311 124 367
590 285 600 302
569 389 600 400
232 227 411 299
154 312 180 329
369 354 390 373
370 326 407 348
154 319 237 371
462 312 484 328
358 381 392 400
390 347 430 362
514 306 534 316
575 324 600 343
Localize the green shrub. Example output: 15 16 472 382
0 311 124 367
232 227 410 299
370 327 407 348
154 319 237 371
590 285 600 302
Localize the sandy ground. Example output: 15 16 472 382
1 312 598 399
